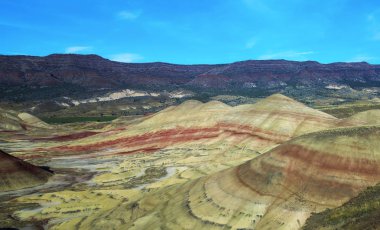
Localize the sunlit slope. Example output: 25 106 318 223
0 108 51 131
6 95 379 230
17 112 51 129
133 94 337 135
122 126 380 230
46 94 339 155
340 109 380 126
0 150 52 192
0 108 25 131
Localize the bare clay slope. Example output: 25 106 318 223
48 94 339 157
123 126 380 230
5 94 379 230
0 150 52 192
0 108 51 131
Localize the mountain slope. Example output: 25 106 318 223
303 183 380 230
0 54 216 88
120 126 380 230
0 150 52 191
45 94 339 156
1 54 380 101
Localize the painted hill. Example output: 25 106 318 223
46 94 339 156
0 150 52 192
122 126 380 229
0 109 24 131
0 108 51 131
17 112 51 129
4 94 380 229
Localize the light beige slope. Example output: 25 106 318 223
0 108 51 131
340 109 380 125
0 108 24 131
18 112 51 129
229 94 338 136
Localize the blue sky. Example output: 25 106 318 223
1 0 380 64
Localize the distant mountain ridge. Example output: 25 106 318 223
1 54 380 93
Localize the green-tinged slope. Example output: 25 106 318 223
303 183 380 230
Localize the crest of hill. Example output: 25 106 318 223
134 100 232 129
61 94 339 150
0 150 52 192
215 125 380 228
0 108 24 131
18 112 51 129
82 94 339 144
138 94 336 129
0 108 51 131
229 93 338 136
235 93 336 119
128 125 380 229
340 109 380 125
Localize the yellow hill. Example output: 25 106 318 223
17 112 51 129
120 126 380 230
340 109 380 126
0 108 24 131
0 108 51 131
7 95 380 230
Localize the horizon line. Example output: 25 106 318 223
0 53 376 66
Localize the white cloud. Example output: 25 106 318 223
257 50 314 60
117 10 141 20
109 53 143 63
348 54 374 62
65 46 92 54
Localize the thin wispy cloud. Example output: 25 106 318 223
349 54 374 62
117 10 141 20
367 14 375 22
372 32 380 41
65 46 92 54
258 51 314 60
109 53 143 63
245 38 257 49
366 12 380 41
242 0 274 14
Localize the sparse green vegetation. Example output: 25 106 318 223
41 116 118 124
124 167 167 189
0 202 43 229
320 104 380 118
303 183 380 230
